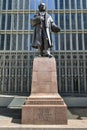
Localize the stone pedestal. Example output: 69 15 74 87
22 57 67 124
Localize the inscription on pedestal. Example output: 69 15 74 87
37 108 52 121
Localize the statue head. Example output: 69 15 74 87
38 3 46 12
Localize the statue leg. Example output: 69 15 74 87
38 46 44 57
44 41 53 58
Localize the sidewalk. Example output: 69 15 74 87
0 107 87 129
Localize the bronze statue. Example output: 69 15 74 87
31 3 60 57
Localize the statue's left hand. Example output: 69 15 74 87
51 23 60 33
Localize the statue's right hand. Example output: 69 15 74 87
40 16 44 21
31 16 41 26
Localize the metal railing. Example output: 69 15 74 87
0 51 87 96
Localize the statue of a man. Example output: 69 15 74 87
31 3 60 57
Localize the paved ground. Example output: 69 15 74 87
0 107 87 128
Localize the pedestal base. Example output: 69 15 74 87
22 94 67 124
22 58 67 124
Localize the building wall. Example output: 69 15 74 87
0 0 87 96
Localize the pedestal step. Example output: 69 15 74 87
25 94 64 105
22 104 67 124
25 99 64 105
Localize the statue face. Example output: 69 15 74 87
38 3 46 12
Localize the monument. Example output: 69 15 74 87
22 3 67 124
22 57 67 124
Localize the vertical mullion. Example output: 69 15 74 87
86 0 87 8
0 0 2 30
27 51 29 93
70 18 73 94
21 52 23 92
58 0 61 91
83 52 86 93
58 0 61 92
15 53 17 93
2 53 5 93
8 50 11 93
65 54 67 93
16 3 18 50
69 0 73 93
64 0 67 92
28 0 30 50
5 13 7 54
0 13 2 31
10 13 13 51
21 0 24 92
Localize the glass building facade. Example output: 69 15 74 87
0 0 87 96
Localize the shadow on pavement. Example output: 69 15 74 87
0 107 21 124
68 107 87 120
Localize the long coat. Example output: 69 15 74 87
31 12 60 49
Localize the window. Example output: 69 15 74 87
60 13 64 29
30 34 33 50
66 34 70 50
78 34 82 50
72 34 76 50
18 14 23 30
8 0 12 10
77 13 81 29
48 0 53 9
77 0 81 9
12 34 16 50
82 0 87 9
30 0 36 10
24 0 29 10
54 14 58 25
1 14 5 30
24 14 28 30
30 14 34 30
71 13 76 29
0 0 1 10
6 35 10 50
24 34 28 50
84 34 87 50
2 0 6 10
13 14 17 30
18 34 22 50
19 0 23 10
60 0 63 9
54 34 58 50
0 34 4 50
83 13 87 29
60 34 64 50
55 0 58 9
66 13 70 29
7 14 11 30
12 0 17 10
65 0 69 9
71 0 75 9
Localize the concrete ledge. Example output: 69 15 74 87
1 95 87 107
0 95 14 107
64 97 87 107
8 97 26 108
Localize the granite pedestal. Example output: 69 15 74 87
22 57 67 124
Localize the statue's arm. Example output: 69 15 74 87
49 15 60 33
51 22 60 33
31 14 44 27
